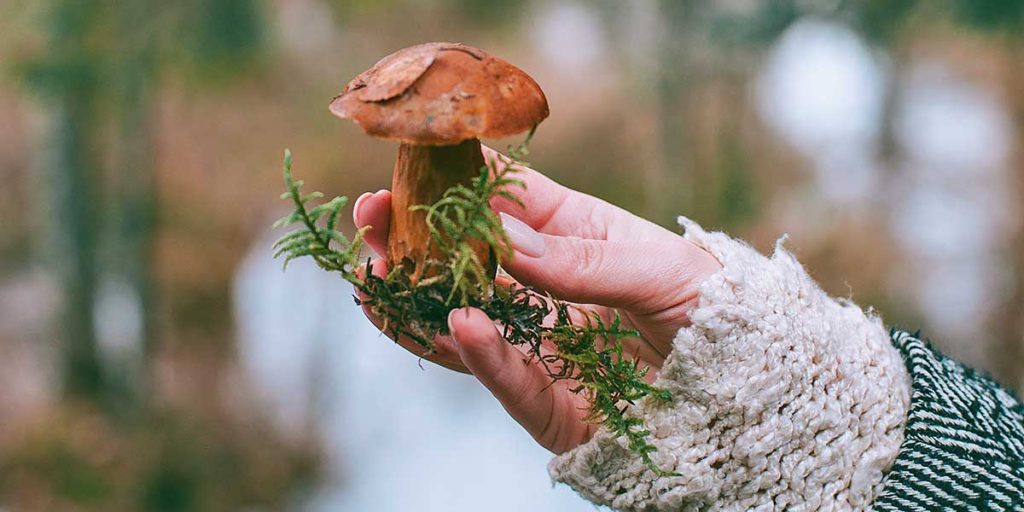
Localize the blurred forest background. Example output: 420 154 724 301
0 0 1022 510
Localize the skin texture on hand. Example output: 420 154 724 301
352 146 721 454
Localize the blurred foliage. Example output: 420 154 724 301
712 138 758 231
703 0 1024 49
9 0 266 98
1 0 320 508
953 0 1024 33
9 0 271 401
325 0 524 28
176 0 267 84
0 406 319 511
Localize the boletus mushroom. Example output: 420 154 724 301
329 42 549 282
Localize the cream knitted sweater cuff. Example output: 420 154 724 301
549 218 912 511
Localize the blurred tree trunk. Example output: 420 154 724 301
111 0 159 402
34 1 107 401
651 0 697 222
876 50 907 182
45 88 104 400
31 0 160 406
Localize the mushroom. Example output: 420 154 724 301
329 42 549 281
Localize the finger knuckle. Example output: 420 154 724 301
571 241 605 282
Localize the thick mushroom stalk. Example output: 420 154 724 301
329 42 548 281
389 139 486 279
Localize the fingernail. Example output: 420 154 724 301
500 212 545 257
447 308 465 347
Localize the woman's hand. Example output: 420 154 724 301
352 146 721 454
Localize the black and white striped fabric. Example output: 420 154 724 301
873 330 1024 511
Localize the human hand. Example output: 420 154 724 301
352 146 721 453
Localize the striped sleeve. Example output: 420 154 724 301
873 331 1024 511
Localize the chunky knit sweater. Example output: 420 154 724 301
550 219 1024 511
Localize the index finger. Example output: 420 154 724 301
482 146 673 242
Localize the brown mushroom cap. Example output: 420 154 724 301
329 42 549 145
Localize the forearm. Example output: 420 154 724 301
550 218 912 511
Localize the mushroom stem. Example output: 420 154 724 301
388 138 491 282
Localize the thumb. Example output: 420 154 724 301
498 213 718 314
447 307 590 453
